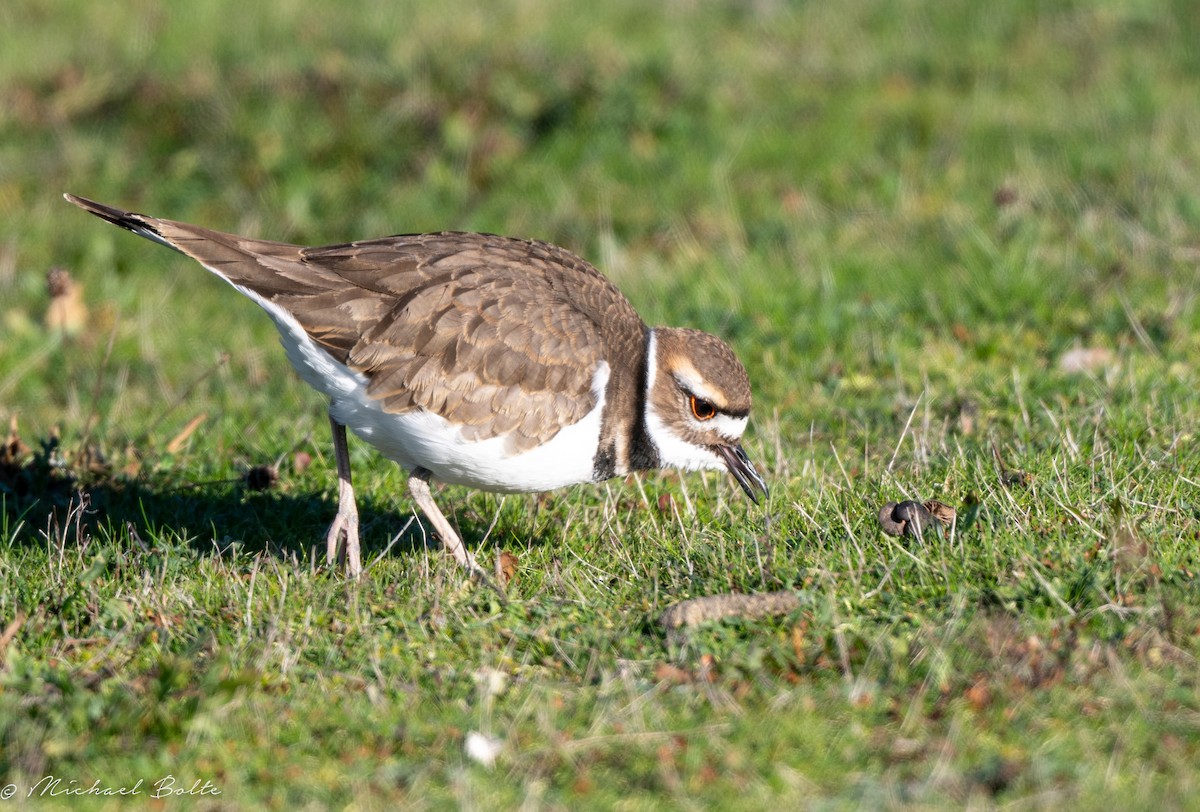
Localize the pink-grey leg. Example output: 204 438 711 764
325 413 362 577
407 467 480 574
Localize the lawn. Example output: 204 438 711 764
2 0 1200 808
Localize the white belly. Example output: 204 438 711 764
229 279 606 493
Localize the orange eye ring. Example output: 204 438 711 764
690 395 717 421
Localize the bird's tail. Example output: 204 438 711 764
64 194 183 254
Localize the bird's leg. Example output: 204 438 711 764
325 413 362 578
407 468 495 586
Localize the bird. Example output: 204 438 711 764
65 194 768 580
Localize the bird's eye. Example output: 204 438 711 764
690 395 717 421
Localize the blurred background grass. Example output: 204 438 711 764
4 0 1198 443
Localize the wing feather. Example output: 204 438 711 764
64 196 646 453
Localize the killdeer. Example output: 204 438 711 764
65 194 768 580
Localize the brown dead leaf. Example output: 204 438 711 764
654 662 692 686
572 770 594 796
849 680 876 708
924 500 957 525
0 611 27 663
965 676 992 711
292 451 313 474
1 414 31 467
166 413 207 454
791 622 807 662
45 267 88 335
696 761 720 786
75 443 110 477
120 443 141 478
497 550 519 588
955 398 978 435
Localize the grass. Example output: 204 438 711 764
3 0 1200 807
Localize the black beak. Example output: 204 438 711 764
715 444 769 504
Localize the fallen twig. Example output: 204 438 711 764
658 591 801 630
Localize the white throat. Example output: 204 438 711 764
642 329 726 473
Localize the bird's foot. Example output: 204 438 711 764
325 493 361 578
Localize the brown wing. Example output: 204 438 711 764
65 195 645 454
289 233 642 452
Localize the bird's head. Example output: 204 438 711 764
643 327 768 503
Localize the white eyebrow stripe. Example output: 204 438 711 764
672 371 723 406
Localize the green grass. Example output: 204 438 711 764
3 0 1200 807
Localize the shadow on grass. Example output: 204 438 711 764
0 443 495 568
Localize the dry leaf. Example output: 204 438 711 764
166 413 207 454
496 550 519 588
790 623 807 662
76 443 110 476
654 662 692 685
0 611 27 663
120 443 141 478
965 676 992 711
292 451 313 474
1 414 31 467
657 492 674 513
45 267 88 334
924 500 957 525
955 398 978 435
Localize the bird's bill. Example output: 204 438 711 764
715 443 769 504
